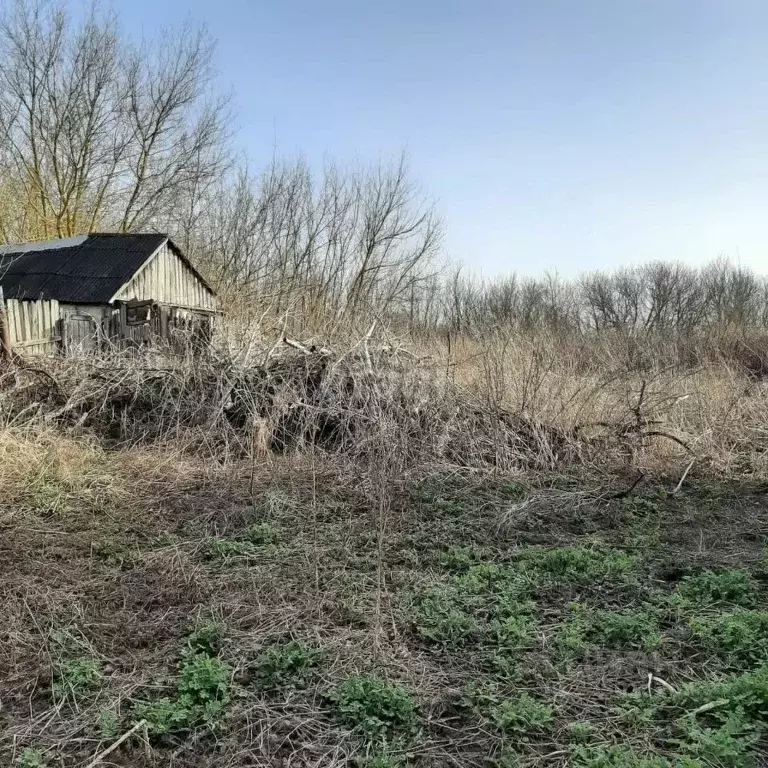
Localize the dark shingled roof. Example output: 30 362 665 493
0 233 211 303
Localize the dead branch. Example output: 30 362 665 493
668 458 695 497
610 470 645 499
645 431 694 453
84 719 147 768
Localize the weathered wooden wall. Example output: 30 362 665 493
60 304 107 326
112 241 216 311
4 298 60 355
107 303 213 350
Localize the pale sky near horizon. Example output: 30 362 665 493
105 1 768 276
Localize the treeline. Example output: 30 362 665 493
186 154 768 344
1 1 766 349
430 260 768 338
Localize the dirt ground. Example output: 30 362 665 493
2 438 768 767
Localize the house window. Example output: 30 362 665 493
126 302 152 325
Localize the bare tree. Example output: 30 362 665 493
186 154 442 333
0 0 228 241
344 153 441 317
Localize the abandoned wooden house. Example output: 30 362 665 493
0 233 216 355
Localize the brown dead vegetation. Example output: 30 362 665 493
1 340 576 471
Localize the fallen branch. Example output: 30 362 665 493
283 336 333 355
689 699 730 717
282 336 312 355
83 719 147 768
669 458 695 497
645 430 694 454
647 672 677 694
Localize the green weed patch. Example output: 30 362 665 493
518 545 636 584
135 627 231 736
689 611 768 668
253 640 321 690
329 674 418 742
677 570 757 607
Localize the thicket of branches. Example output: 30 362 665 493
0 0 767 358
0 0 227 240
185 156 442 326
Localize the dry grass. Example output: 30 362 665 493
6 324 768 480
434 332 768 477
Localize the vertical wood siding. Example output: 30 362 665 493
5 298 60 355
112 242 215 311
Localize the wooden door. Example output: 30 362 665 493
64 313 98 355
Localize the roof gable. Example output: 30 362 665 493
0 233 214 304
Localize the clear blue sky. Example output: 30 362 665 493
113 0 768 277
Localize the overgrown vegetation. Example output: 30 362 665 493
3 424 767 765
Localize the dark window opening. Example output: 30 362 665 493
126 302 152 325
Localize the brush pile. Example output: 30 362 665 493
0 339 573 470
